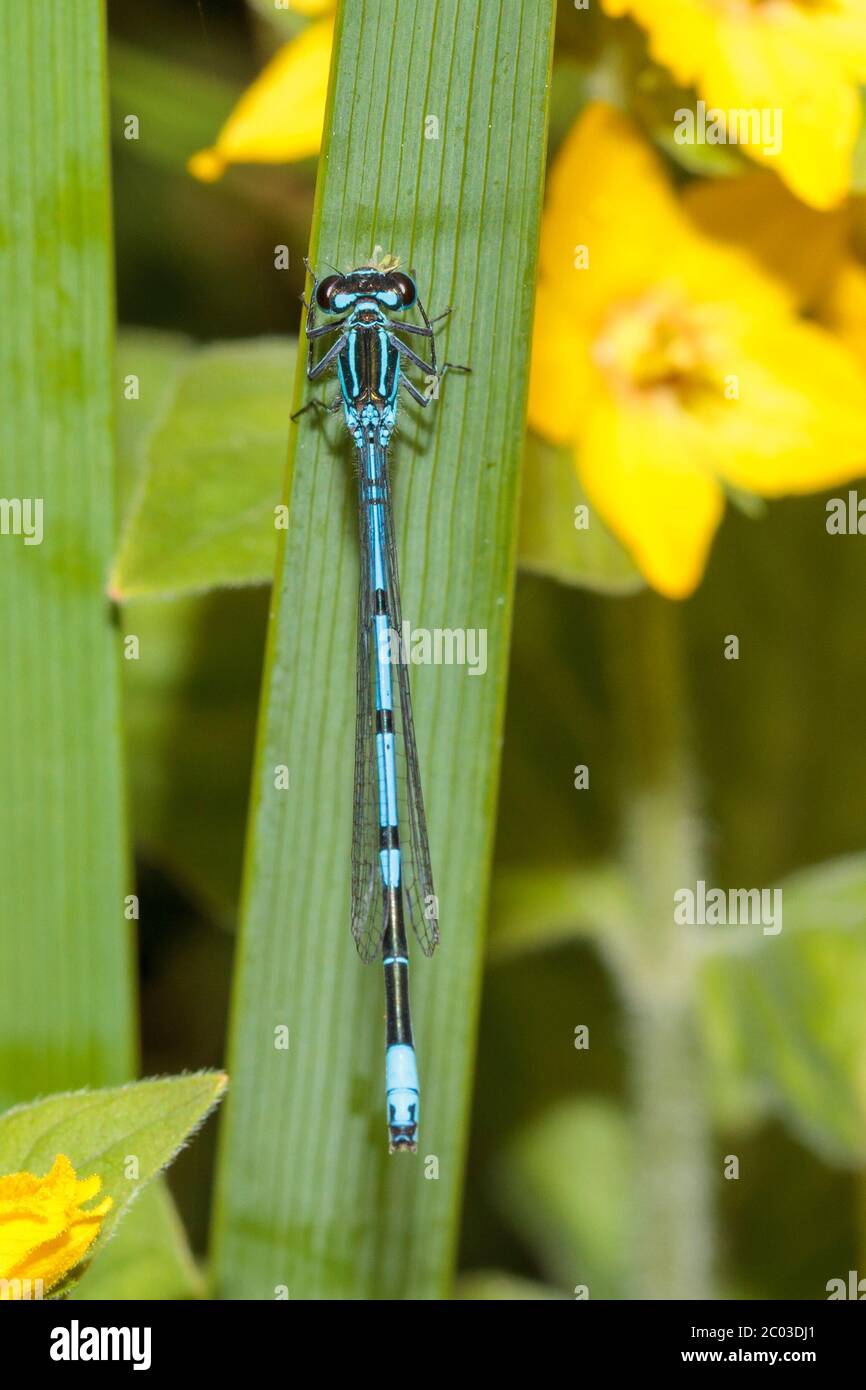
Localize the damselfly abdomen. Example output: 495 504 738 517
294 256 468 1152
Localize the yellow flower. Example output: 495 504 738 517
189 7 335 181
683 168 850 315
528 104 866 597
684 171 866 359
602 0 866 209
0 1154 112 1298
823 255 866 364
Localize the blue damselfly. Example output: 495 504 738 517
294 254 468 1152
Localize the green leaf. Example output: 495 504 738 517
495 1100 633 1299
0 0 136 1107
111 338 292 599
773 855 866 937
701 855 866 1162
488 863 631 959
651 124 746 179
625 44 746 179
70 1183 204 1301
211 0 557 1300
547 56 592 155
109 37 241 174
116 329 193 519
456 1271 569 1300
123 590 268 919
519 435 643 594
0 1074 227 1274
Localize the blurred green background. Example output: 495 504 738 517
107 0 866 1299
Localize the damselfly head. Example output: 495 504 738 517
315 267 417 315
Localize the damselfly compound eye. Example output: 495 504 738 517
316 274 342 312
390 271 417 308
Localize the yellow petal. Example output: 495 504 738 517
527 282 593 443
706 316 866 496
821 257 866 368
784 0 866 76
538 103 694 323
286 0 334 14
538 103 789 328
706 18 858 211
684 172 848 311
602 0 866 209
187 149 227 184
578 379 725 599
601 0 717 84
188 17 334 180
10 1199 111 1295
0 1154 111 1296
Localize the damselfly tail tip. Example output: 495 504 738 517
388 1127 418 1155
386 1044 419 1153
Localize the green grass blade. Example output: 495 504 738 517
0 0 136 1106
212 0 556 1299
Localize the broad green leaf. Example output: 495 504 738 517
624 43 746 179
488 863 630 959
116 338 266 919
651 124 746 179
111 338 292 599
211 0 557 1300
71 1183 203 1301
0 1074 227 1266
548 56 592 155
772 855 866 937
0 1 135 1107
456 1271 569 1300
519 435 642 594
116 329 193 518
701 855 866 1162
495 1100 632 1299
123 590 267 919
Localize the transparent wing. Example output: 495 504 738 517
350 471 385 964
380 456 440 957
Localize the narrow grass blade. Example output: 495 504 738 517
212 0 556 1298
0 1 135 1106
